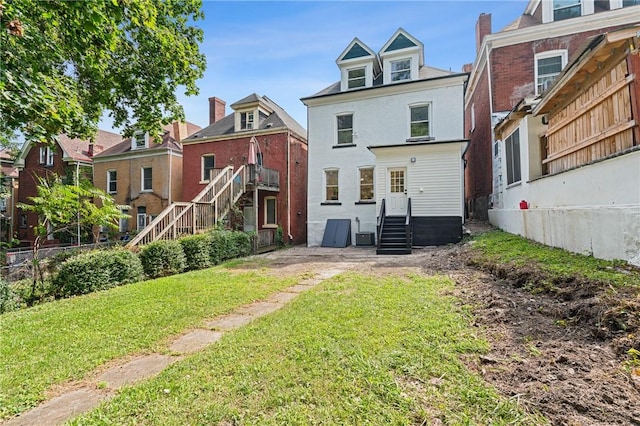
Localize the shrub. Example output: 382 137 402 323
230 231 253 257
139 240 186 278
0 279 22 313
179 234 211 271
209 229 253 264
53 249 144 298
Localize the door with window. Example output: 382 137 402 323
387 168 407 216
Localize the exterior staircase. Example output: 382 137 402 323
376 199 412 255
126 166 246 248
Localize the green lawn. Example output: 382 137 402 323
0 266 297 419
469 230 640 288
71 272 543 425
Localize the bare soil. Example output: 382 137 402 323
255 223 640 425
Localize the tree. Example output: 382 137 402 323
18 175 128 298
0 0 206 145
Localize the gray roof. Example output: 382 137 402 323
184 94 306 142
94 132 181 158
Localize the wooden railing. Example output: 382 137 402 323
245 165 280 190
126 166 245 248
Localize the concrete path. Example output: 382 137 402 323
4 265 353 426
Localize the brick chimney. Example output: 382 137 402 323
172 121 188 142
476 13 492 54
462 63 473 73
209 97 226 125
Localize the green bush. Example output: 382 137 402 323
209 229 252 264
179 234 211 271
0 279 22 314
139 240 186 278
53 249 144 298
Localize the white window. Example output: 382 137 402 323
535 50 567 95
410 104 430 138
553 0 581 21
337 114 353 145
324 169 339 202
264 196 277 227
390 58 411 82
107 170 117 194
137 206 146 230
347 67 366 89
241 111 254 130
201 155 215 182
141 167 152 192
359 167 374 201
39 146 54 166
505 129 521 185
132 131 148 149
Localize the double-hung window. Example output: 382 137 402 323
264 196 277 227
141 167 152 192
535 51 567 94
410 104 430 138
107 170 117 194
201 155 215 182
390 58 411 82
337 114 353 145
137 206 146 230
39 146 54 166
359 167 374 201
347 67 365 89
505 129 521 185
241 111 254 130
325 169 339 202
553 0 581 21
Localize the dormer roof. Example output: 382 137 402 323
379 28 424 67
337 38 376 63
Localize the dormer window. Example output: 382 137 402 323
553 0 581 21
347 67 366 89
241 111 254 130
390 59 411 82
131 131 148 150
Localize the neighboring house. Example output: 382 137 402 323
92 122 200 237
464 0 640 219
0 149 19 243
180 94 308 245
302 28 469 253
490 25 640 265
13 130 122 245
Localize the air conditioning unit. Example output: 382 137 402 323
356 232 375 246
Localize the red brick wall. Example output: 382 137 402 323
182 131 308 244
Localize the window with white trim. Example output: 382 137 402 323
132 131 148 150
240 111 254 130
119 208 129 232
201 155 215 182
505 129 521 185
39 146 54 166
337 114 353 145
324 169 339 201
359 167 374 201
347 67 366 89
410 104 430 138
535 50 567 95
264 196 277 227
390 58 411 81
141 167 152 192
553 0 581 21
137 206 146 230
107 170 117 194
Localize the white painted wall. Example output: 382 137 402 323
305 77 466 246
490 149 640 265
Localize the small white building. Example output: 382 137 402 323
302 29 469 253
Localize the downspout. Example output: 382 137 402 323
287 129 293 242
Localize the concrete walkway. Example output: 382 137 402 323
4 264 355 426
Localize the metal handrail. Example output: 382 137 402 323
405 198 412 250
376 199 386 251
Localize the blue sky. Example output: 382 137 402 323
108 1 530 132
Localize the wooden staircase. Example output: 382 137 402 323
376 199 412 255
126 166 246 248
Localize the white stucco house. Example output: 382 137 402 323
301 29 469 254
490 26 640 265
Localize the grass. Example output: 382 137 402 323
469 230 640 288
0 265 297 419
71 272 544 425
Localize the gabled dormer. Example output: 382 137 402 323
379 28 424 85
230 94 274 132
336 38 380 92
131 130 149 150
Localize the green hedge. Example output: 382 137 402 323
139 239 186 278
53 249 144 298
209 229 252 265
179 234 211 271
